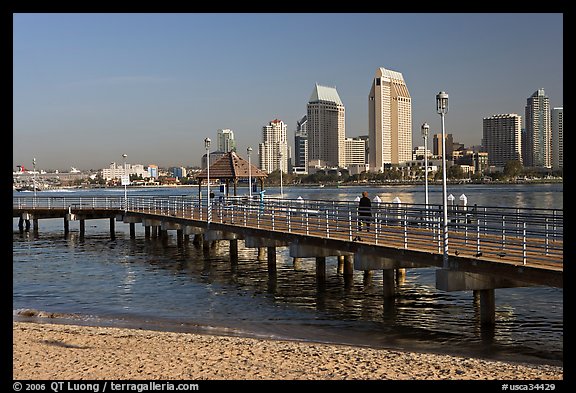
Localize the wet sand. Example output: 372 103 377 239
12 321 563 380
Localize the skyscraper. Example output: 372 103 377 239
524 89 551 168
259 119 289 174
482 114 522 167
217 129 236 153
433 133 454 159
294 115 308 170
368 67 412 172
551 107 563 171
307 84 345 168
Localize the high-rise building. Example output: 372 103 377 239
482 114 522 167
148 164 159 179
171 167 187 179
307 84 345 168
432 133 454 159
524 89 551 168
294 115 308 170
259 119 289 174
217 129 236 153
551 107 563 171
368 67 412 172
344 137 366 166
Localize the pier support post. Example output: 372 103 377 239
177 229 184 246
160 229 168 245
363 270 373 286
343 255 354 288
395 268 406 285
130 223 136 239
258 247 266 261
33 218 39 235
230 239 239 265
316 256 326 282
18 217 24 232
293 257 302 270
267 269 277 294
193 233 202 247
64 217 69 236
109 217 115 240
144 226 150 238
382 269 395 298
337 255 345 275
478 289 496 325
267 246 277 273
79 219 85 239
203 239 211 258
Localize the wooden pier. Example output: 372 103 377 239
13 195 563 326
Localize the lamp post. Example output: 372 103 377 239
278 150 284 199
204 138 211 223
421 123 430 207
247 147 253 198
32 157 37 198
122 154 128 212
436 91 449 268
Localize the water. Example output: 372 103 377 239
13 183 563 366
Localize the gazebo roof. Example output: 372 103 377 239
196 151 268 180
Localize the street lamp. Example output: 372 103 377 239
436 91 449 268
32 157 37 198
247 147 253 198
278 150 284 199
122 154 128 212
204 138 211 223
421 123 430 207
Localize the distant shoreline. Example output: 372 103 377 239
78 178 565 189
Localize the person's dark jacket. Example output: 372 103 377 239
358 196 372 216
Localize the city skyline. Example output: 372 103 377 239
13 13 563 170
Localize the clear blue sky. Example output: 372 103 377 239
13 13 563 171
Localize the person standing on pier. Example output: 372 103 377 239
358 191 372 233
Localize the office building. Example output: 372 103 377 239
217 129 236 153
259 119 289 174
433 133 454 159
307 84 346 168
344 137 366 166
482 114 522 167
294 115 308 171
368 67 412 171
524 89 551 168
551 107 563 170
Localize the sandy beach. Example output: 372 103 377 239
12 321 563 381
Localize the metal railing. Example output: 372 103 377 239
13 195 563 267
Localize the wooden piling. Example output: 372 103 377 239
267 246 276 273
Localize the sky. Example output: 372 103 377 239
12 13 563 171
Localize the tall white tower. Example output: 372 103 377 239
307 84 345 168
524 89 551 168
368 67 412 172
259 119 289 174
217 129 236 152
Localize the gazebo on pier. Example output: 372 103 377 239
195 151 268 200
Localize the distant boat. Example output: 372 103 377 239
319 184 325 188
70 167 81 173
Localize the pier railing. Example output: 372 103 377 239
13 195 563 267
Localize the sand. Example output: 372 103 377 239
12 321 563 381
